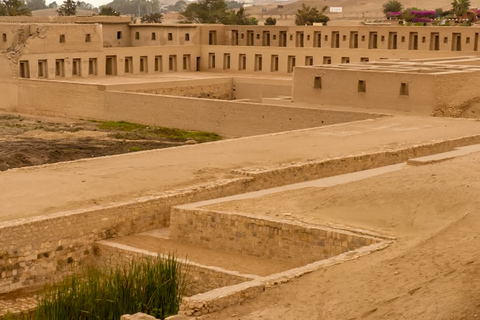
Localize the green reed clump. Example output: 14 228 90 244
36 254 188 320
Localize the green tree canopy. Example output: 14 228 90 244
26 0 46 11
181 0 255 24
104 0 160 16
382 0 403 14
48 1 57 8
452 0 470 17
57 0 76 15
0 0 32 15
295 4 329 26
99 5 119 15
182 0 229 23
140 12 162 22
166 0 186 12
264 16 276 25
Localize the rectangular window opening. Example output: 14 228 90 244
183 54 190 70
358 80 366 93
19 60 30 78
313 76 322 89
254 54 262 71
271 55 279 72
124 57 133 73
55 59 65 77
88 58 97 75
59 34 65 43
72 58 81 76
38 60 47 78
139 56 148 73
223 53 231 70
85 34 91 42
400 82 409 96
117 31 122 40
155 55 162 72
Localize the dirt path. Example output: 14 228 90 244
1 115 480 222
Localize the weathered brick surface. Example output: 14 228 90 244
170 208 379 265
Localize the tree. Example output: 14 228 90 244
295 4 329 26
77 1 94 10
182 0 228 23
140 12 162 22
166 0 186 12
382 0 403 14
225 0 240 9
99 5 119 15
452 0 470 17
264 16 276 25
181 0 255 24
57 0 76 15
26 0 46 11
0 0 32 15
48 1 57 8
104 0 160 16
234 6 257 24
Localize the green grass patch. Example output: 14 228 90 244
35 254 188 320
98 121 148 132
95 120 221 143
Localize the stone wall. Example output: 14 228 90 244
0 178 253 293
128 82 233 100
95 241 251 297
170 208 379 265
15 79 380 137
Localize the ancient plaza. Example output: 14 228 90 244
0 15 479 319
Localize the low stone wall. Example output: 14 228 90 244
170 209 379 265
95 241 252 297
129 82 233 100
0 178 253 293
15 79 382 138
233 134 480 188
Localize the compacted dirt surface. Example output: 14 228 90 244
201 153 480 320
0 112 219 172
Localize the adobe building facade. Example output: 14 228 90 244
2 16 480 116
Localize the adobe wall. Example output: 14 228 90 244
0 56 17 110
0 177 254 293
232 77 292 100
0 16 130 24
15 79 379 137
292 66 435 114
0 23 103 54
95 242 250 297
128 82 233 100
169 208 379 265
433 71 480 116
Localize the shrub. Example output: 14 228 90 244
36 254 188 320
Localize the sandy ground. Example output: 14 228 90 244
0 112 204 172
200 153 480 320
1 115 480 222
107 235 299 276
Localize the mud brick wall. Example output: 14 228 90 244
129 83 233 100
170 208 379 265
95 242 250 297
0 178 253 294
